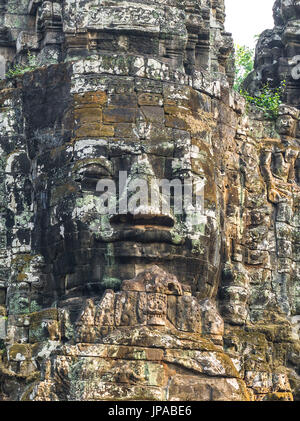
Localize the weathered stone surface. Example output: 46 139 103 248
0 0 299 402
245 0 300 108
26 270 249 401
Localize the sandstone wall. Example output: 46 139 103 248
0 0 299 401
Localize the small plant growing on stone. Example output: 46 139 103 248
234 43 286 120
240 80 286 120
6 51 39 78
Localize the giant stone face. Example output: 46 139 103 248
26 68 221 317
2 0 230 318
1 0 300 404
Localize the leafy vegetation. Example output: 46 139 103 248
234 44 254 92
234 44 285 120
240 81 286 120
6 52 39 78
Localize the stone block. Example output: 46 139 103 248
167 375 249 401
165 114 188 130
114 123 138 139
108 94 137 107
140 105 165 123
103 107 137 123
74 91 107 107
138 93 163 106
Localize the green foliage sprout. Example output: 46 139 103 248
240 81 286 120
234 44 285 120
6 52 38 78
234 44 254 92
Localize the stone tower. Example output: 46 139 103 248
245 0 300 108
0 0 299 401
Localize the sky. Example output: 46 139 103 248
224 0 275 48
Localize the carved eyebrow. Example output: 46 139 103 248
72 158 113 176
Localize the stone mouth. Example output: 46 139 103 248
93 238 205 264
110 213 175 227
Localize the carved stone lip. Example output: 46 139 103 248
96 244 202 263
110 213 175 227
94 212 183 244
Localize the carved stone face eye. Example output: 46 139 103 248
74 163 113 192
